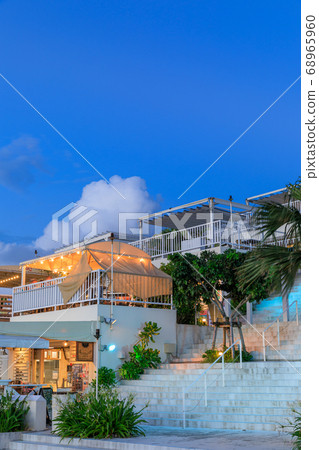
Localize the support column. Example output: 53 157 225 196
21 265 26 286
138 220 143 241
282 292 289 322
246 302 253 324
223 293 231 317
39 350 44 384
209 198 214 241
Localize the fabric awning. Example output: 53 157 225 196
0 321 96 343
24 241 172 303
0 334 49 349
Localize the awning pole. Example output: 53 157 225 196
110 234 114 323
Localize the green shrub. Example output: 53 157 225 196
90 367 116 389
119 322 162 380
202 345 253 364
53 388 147 440
0 391 30 432
279 403 301 450
136 321 161 348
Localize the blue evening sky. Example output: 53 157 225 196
0 0 300 248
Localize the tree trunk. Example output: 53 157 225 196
229 316 235 359
237 320 247 353
211 319 218 350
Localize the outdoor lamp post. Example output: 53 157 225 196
109 233 114 327
94 327 101 400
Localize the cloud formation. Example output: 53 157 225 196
0 175 159 264
0 136 44 192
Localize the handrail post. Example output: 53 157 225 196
239 341 242 368
222 354 225 387
262 332 266 362
296 301 299 325
277 318 280 347
182 390 186 428
204 374 207 406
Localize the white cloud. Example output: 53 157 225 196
1 175 159 264
34 175 159 251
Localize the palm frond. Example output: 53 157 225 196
254 202 301 243
239 245 301 295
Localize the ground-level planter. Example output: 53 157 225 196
0 432 22 450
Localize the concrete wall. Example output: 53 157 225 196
0 432 21 450
97 305 176 370
176 324 211 357
10 305 177 372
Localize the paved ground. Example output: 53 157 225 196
111 426 293 449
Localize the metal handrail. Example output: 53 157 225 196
262 300 299 361
182 339 242 428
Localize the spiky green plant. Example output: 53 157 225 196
0 391 29 432
53 388 147 440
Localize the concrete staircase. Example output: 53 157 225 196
119 361 301 432
176 321 301 362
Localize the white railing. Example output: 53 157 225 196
262 300 299 361
12 270 103 314
12 270 173 314
131 220 270 258
132 221 223 258
182 339 242 428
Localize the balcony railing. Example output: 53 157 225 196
131 220 292 259
12 270 172 315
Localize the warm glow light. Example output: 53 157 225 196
218 351 223 356
50 258 54 262
0 275 19 284
40 261 44 264
61 256 64 259
77 251 80 255
63 341 68 347
139 258 144 262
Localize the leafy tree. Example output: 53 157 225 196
161 253 204 324
162 249 273 354
239 179 301 296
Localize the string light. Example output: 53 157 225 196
0 275 20 284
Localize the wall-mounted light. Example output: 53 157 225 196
100 316 117 326
100 344 116 352
1 348 8 356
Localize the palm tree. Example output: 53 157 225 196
239 179 301 296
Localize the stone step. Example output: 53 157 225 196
9 432 179 450
137 373 300 383
133 397 298 408
147 366 300 375
141 409 293 424
134 404 292 416
141 417 281 432
120 384 300 395
123 390 300 403
160 361 301 370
